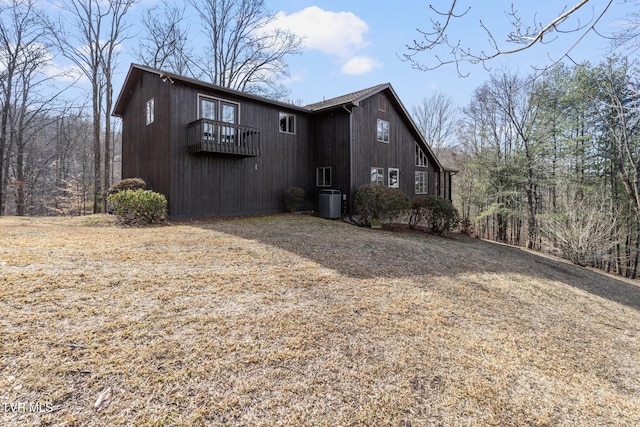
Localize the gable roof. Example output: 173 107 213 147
113 64 309 117
305 83 444 172
305 83 389 112
113 64 445 172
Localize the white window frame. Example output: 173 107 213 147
279 112 296 134
371 167 384 185
197 94 240 123
388 168 400 188
146 98 154 125
377 119 389 143
415 171 429 194
316 167 331 187
416 143 428 166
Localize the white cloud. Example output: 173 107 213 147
341 56 382 75
272 6 380 74
273 6 369 57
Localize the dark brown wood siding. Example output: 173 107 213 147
119 68 449 219
349 90 439 210
166 79 310 218
308 110 351 211
121 72 172 200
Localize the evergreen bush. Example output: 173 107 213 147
106 177 146 196
409 195 460 234
354 184 410 226
108 189 167 226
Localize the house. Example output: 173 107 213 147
113 64 453 219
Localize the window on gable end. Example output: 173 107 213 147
377 119 389 143
388 168 399 188
416 142 428 166
371 167 384 185
415 171 429 194
378 94 386 112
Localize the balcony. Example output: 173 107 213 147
188 119 261 157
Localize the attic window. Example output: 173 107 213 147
378 94 386 112
377 119 389 143
146 98 154 125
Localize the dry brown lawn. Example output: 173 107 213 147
1 214 639 426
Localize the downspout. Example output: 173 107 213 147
343 104 353 218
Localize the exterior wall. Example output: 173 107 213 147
308 110 351 211
349 91 440 210
119 68 449 219
121 71 172 200
166 79 310 218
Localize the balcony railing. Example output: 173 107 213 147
188 119 261 157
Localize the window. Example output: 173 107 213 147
388 168 399 188
377 119 389 143
146 98 154 125
415 171 429 194
378 94 386 112
316 167 331 187
198 95 239 143
221 102 237 143
371 167 384 185
416 143 428 166
279 112 295 134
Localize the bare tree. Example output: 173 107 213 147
46 0 136 213
411 91 459 157
187 0 303 98
0 0 50 215
594 57 640 222
136 0 193 75
402 0 621 76
100 0 136 212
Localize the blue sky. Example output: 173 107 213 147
55 0 635 112
256 0 635 110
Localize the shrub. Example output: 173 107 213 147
284 187 305 212
108 189 167 226
106 177 146 196
409 195 460 234
354 184 410 226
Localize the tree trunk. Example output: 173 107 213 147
92 78 102 214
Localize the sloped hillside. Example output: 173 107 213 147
1 215 639 426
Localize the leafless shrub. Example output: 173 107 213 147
540 183 617 267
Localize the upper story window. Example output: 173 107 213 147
198 95 239 143
377 119 389 143
198 95 239 122
371 167 384 185
316 167 331 187
388 168 399 188
378 94 386 112
279 112 295 134
146 98 154 125
416 143 428 166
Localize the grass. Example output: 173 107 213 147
1 214 639 426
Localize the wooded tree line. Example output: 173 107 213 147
450 56 640 277
0 0 130 216
0 0 301 216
